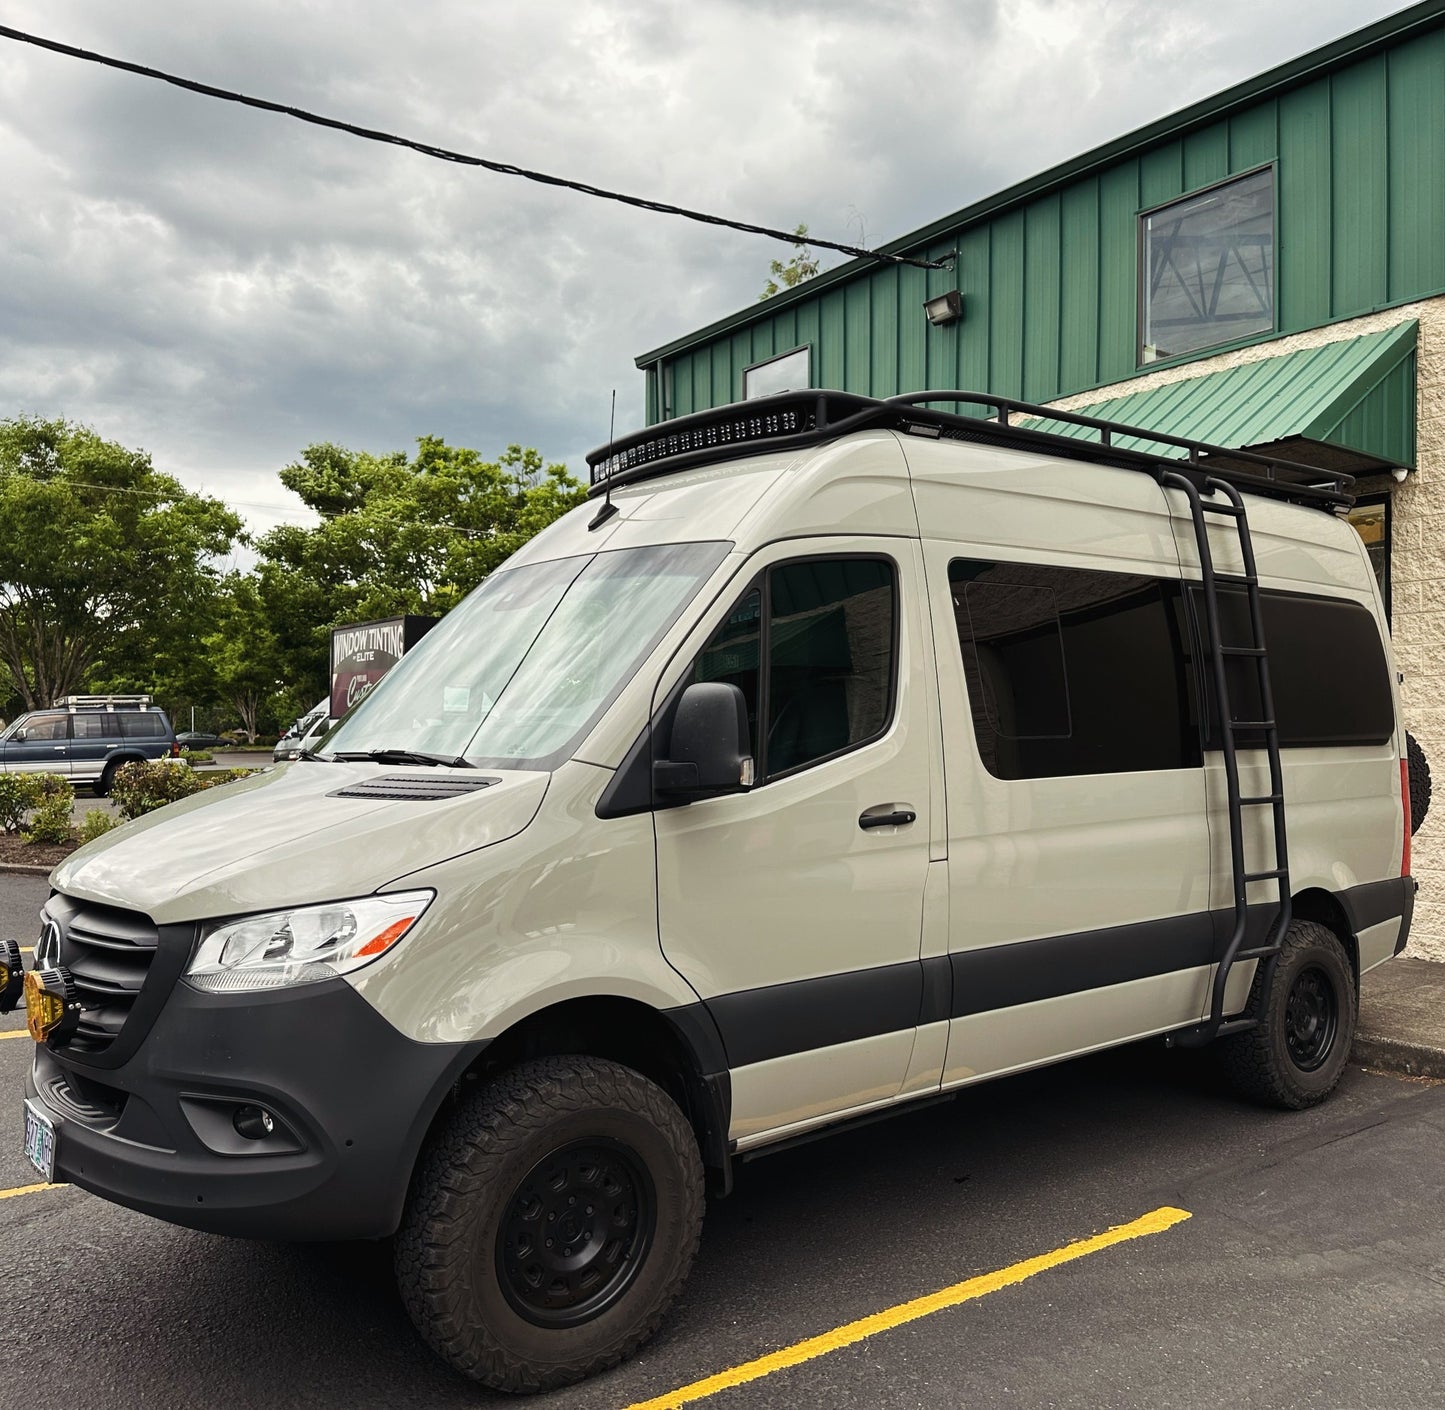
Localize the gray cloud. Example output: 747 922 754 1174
0 0 1410 532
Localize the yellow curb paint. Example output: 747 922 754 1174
623 1206 1192 1410
0 1182 66 1200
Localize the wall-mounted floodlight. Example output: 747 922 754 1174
923 290 963 327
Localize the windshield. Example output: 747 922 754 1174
322 541 729 769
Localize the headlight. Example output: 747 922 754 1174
186 891 433 993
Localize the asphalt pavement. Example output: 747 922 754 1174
5 871 1445 1409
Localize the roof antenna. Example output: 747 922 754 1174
589 389 620 530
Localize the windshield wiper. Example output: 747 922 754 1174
331 749 475 769
295 748 328 762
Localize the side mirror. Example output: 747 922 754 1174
654 682 754 800
12 729 26 743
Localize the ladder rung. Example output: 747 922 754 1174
1212 573 1256 587
1243 868 1288 882
1228 719 1276 731
1200 501 1246 517
1240 794 1283 805
1221 646 1267 657
1235 945 1281 962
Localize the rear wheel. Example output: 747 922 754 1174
1217 919 1355 1110
395 1056 704 1393
96 762 117 797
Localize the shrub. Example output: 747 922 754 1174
178 750 214 766
77 809 119 845
0 774 39 833
110 761 256 820
22 793 73 845
0 772 73 838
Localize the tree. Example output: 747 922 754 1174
760 224 821 300
0 417 242 710
254 436 588 706
200 574 286 742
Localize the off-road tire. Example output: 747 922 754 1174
1408 731 1431 835
96 762 117 798
395 1055 704 1393
1217 919 1355 1110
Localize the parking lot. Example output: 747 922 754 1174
6 867 1445 1408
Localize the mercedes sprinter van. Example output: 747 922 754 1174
9 390 1417 1392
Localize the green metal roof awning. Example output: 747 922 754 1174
1028 321 1417 478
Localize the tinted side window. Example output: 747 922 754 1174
950 559 1200 780
19 713 68 741
119 713 166 739
692 557 897 781
1204 588 1394 748
72 716 107 740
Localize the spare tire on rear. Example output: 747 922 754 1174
1408 731 1431 835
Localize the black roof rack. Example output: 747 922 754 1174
586 389 1356 511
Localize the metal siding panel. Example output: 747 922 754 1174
731 331 752 402
924 242 961 397
1278 79 1332 331
1331 57 1389 316
845 279 872 393
673 354 694 418
1228 103 1278 171
1059 178 1100 392
871 265 900 396
1023 195 1062 401
819 287 847 390
1387 30 1445 301
751 322 775 365
1184 123 1230 191
645 366 658 425
711 341 732 410
793 303 821 391
989 209 1026 399
1139 140 1184 210
1098 160 1140 382
897 258 929 394
955 226 990 393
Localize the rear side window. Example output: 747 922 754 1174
118 713 166 739
692 556 897 780
1205 588 1394 747
72 716 108 740
950 558 1200 780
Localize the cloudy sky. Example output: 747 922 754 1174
0 0 1410 542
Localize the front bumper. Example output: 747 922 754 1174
24 976 484 1240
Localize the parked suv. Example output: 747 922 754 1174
11 392 1420 1393
0 694 178 795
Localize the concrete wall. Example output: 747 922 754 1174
1049 295 1445 960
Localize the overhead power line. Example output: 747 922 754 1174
0 24 954 272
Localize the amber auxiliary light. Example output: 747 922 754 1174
24 967 81 1044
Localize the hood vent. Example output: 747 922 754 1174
328 774 500 801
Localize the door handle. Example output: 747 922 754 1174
859 805 917 830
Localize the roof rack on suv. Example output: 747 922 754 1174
54 694 155 709
586 389 1356 512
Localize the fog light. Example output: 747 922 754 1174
0 940 21 1014
233 1105 276 1140
24 968 80 1044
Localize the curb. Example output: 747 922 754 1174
0 864 54 877
1352 1032 1445 1081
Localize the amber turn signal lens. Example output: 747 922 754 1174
24 967 80 1045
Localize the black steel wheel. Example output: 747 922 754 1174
396 1056 703 1394
1217 918 1355 1109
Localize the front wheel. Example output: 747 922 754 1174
395 1056 704 1394
1217 919 1356 1110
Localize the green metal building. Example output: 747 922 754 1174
636 0 1445 956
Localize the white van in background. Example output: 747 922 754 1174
13 389 1418 1393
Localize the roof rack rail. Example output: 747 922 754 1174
586 389 1355 512
54 694 154 709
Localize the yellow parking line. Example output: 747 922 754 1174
623 1206 1192 1410
19 947 32 954
0 1030 30 1041
0 1182 66 1200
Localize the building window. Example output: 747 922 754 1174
1346 497 1391 621
743 345 811 400
1140 167 1275 365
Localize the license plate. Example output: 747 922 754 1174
22 1100 55 1183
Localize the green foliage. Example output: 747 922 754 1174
0 417 243 709
77 808 119 845
253 437 587 710
178 750 214 765
760 224 821 300
110 761 255 819
198 573 284 743
11 773 74 844
0 773 39 833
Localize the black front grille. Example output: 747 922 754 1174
51 899 159 1054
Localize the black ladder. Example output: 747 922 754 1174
1161 471 1292 1046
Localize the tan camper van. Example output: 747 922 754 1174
9 391 1417 1392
